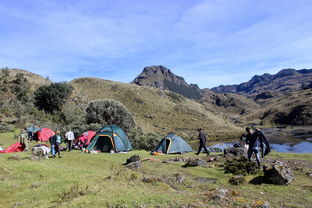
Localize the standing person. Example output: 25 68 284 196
49 131 62 158
49 134 56 158
245 127 270 167
195 128 210 156
65 130 75 152
18 129 29 152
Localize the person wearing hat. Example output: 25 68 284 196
18 129 29 151
49 131 63 158
195 128 210 156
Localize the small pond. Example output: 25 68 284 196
209 126 312 153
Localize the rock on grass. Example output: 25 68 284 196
263 161 294 185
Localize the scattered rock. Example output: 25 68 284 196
228 175 246 185
263 161 294 185
213 188 230 203
126 155 140 164
224 147 247 157
7 155 21 160
162 157 189 163
306 172 312 178
183 158 208 167
175 174 185 183
126 161 142 169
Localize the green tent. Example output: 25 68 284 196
154 133 193 154
87 125 132 153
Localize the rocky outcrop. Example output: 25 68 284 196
131 65 203 100
263 161 295 185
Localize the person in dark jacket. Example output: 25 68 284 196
49 131 62 158
245 127 270 166
195 128 210 156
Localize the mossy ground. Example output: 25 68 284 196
0 132 311 208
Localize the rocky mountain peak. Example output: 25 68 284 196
131 65 203 100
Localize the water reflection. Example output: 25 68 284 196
210 126 312 153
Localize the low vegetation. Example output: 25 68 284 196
86 99 135 132
0 132 312 208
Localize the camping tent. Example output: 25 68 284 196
27 125 41 140
27 125 41 134
76 131 96 146
0 142 25 153
87 125 132 153
35 128 55 142
154 133 193 154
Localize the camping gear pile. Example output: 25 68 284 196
32 144 51 159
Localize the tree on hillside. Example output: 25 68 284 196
34 82 73 114
85 99 135 132
11 73 31 102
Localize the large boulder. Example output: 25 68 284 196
125 155 142 169
224 147 247 157
126 161 142 169
263 161 295 185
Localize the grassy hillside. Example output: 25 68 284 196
200 90 260 119
242 89 312 125
71 78 242 139
1 132 311 208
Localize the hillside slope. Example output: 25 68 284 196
71 78 241 139
242 89 312 125
211 68 312 97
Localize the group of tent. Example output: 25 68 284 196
1 124 194 154
85 125 193 154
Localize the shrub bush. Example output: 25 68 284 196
85 99 135 132
128 129 163 151
224 156 259 176
34 82 73 114
11 73 31 102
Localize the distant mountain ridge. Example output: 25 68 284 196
131 65 203 100
211 68 312 96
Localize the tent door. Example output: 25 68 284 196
94 135 114 152
165 138 172 154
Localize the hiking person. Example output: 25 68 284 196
49 131 62 158
195 128 210 156
18 129 29 151
65 129 75 152
245 127 271 167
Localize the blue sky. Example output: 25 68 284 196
0 0 312 88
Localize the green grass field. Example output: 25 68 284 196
1 131 312 208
